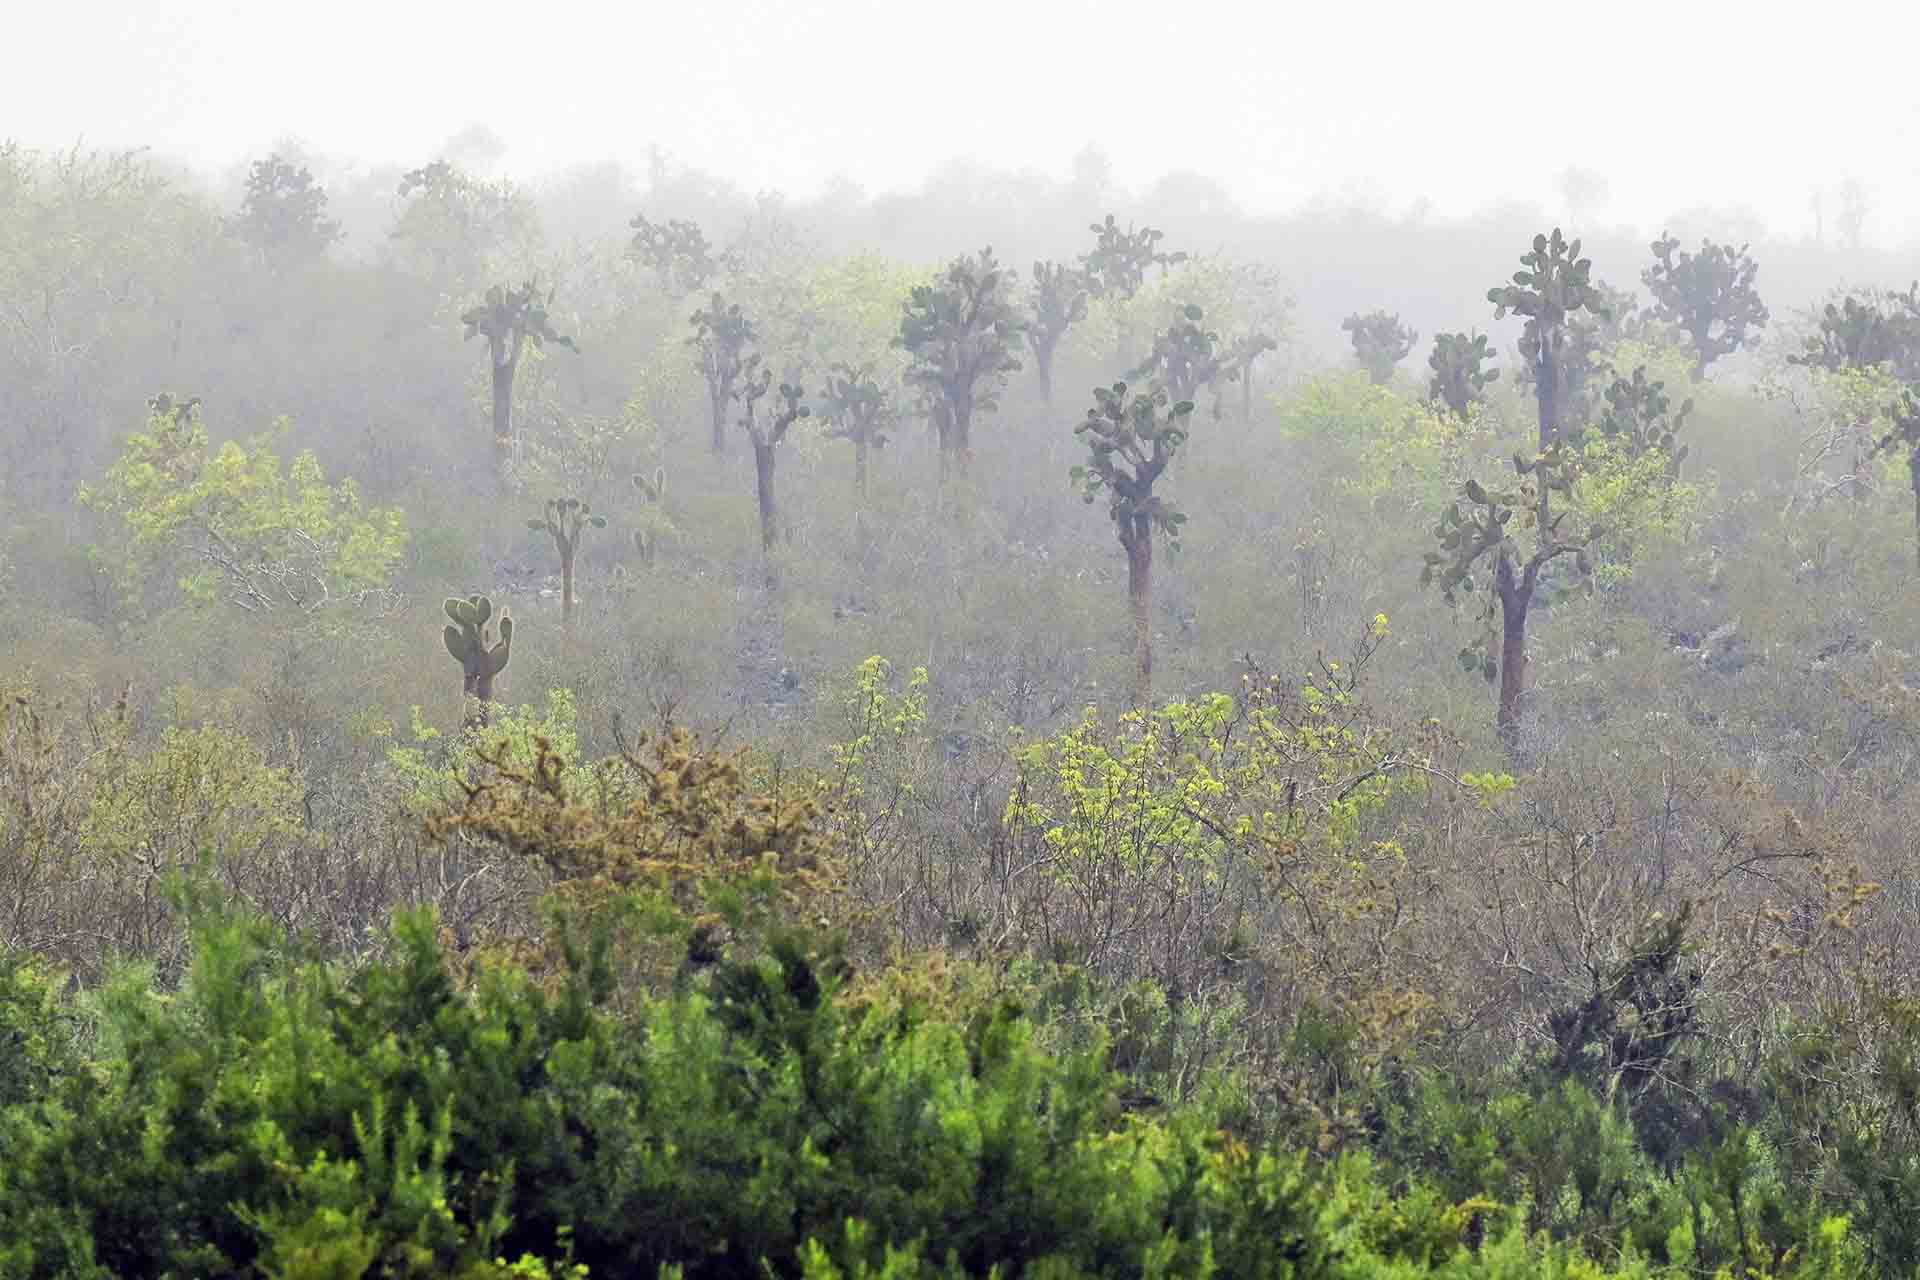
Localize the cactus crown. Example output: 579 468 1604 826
442 593 513 680
528 496 606 547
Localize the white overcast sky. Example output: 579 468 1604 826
10 0 1920 242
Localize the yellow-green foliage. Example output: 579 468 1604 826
80 403 406 609
1007 634 1421 886
821 657 932 869
1577 438 1706 586
801 253 922 376
1277 371 1494 507
386 687 588 818
80 722 307 867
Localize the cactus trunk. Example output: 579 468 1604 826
491 353 516 475
1125 525 1152 709
853 436 869 495
709 384 729 455
1534 347 1561 451
1034 339 1056 407
754 440 777 555
1495 555 1531 751
561 547 575 628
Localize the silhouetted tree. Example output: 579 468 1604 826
1428 332 1500 417
527 497 605 629
1129 304 1229 405
1079 216 1186 301
1642 234 1768 379
1221 330 1280 422
461 282 578 478
1071 381 1195 706
1025 261 1088 406
895 247 1024 478
737 360 809 556
1423 447 1599 749
393 159 534 289
1488 229 1608 450
690 294 756 455
629 213 722 295
233 154 340 273
819 362 892 495
1342 311 1418 385
1791 287 1920 378
1838 179 1868 251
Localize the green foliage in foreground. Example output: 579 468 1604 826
0 889 1881 1280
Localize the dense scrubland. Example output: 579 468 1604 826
4 138 1920 1276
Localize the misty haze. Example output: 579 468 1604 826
4 4 1920 1275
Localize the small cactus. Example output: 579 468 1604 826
443 594 513 723
528 496 604 627
631 467 667 565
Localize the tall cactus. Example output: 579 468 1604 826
1071 381 1196 707
442 594 513 725
462 281 578 480
690 294 756 456
1488 230 1608 450
738 361 809 555
1221 330 1280 423
1342 311 1418 385
1427 331 1500 418
1079 215 1186 302
895 247 1023 479
527 497 605 628
1421 447 1598 751
629 213 721 295
819 363 892 495
1642 233 1768 379
631 466 667 566
1130 304 1227 406
1025 260 1089 406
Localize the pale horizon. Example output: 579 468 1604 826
10 0 1920 245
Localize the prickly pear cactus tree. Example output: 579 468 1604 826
1025 260 1089 405
894 247 1024 478
1070 381 1196 707
1641 233 1768 378
1790 287 1920 378
526 496 605 628
442 594 513 726
462 281 578 478
1220 330 1280 423
1130 304 1228 407
630 466 668 566
1427 331 1501 418
1595 366 1693 472
1488 229 1608 449
819 362 892 495
1421 446 1600 750
689 293 756 455
629 213 722 295
235 154 341 274
1342 311 1419 385
1878 388 1920 568
737 359 810 555
1078 215 1186 302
